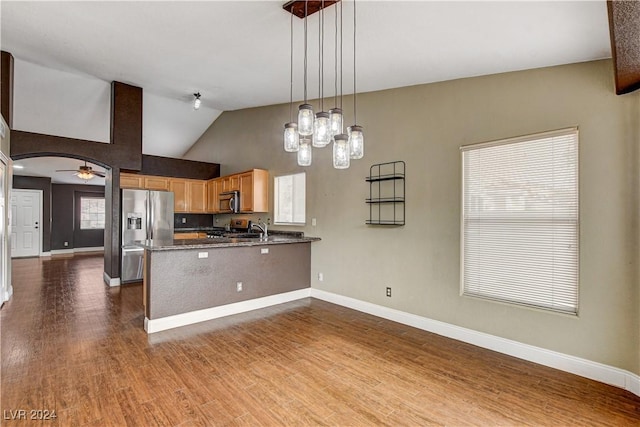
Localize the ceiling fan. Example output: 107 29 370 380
56 161 106 180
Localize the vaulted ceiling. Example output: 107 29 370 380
0 1 617 180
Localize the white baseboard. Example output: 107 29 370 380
40 251 51 257
50 249 74 255
2 285 13 303
310 289 640 398
103 272 121 287
145 288 312 334
50 246 104 256
74 246 104 253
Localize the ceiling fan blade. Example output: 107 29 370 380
93 172 106 177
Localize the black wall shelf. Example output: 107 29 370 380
366 161 405 226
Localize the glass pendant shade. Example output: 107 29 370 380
348 125 364 159
283 123 299 152
332 133 350 169
313 112 331 147
297 137 312 166
298 104 314 136
329 108 343 136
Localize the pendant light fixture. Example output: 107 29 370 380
329 0 343 138
348 0 364 160
313 1 331 148
284 12 300 152
297 1 314 138
283 0 362 168
298 137 313 166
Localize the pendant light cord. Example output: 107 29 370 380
334 1 338 109
340 0 343 110
303 0 308 103
319 1 324 111
289 12 294 122
353 0 357 124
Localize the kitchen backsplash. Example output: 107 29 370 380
174 214 214 229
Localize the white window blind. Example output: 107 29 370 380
274 172 306 225
461 128 579 314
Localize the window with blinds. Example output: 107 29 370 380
461 128 579 314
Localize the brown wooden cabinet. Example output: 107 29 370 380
174 231 207 240
239 169 269 213
221 175 240 193
188 180 207 213
144 176 169 191
207 179 221 213
169 178 188 213
120 173 144 189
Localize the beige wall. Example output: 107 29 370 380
186 60 640 374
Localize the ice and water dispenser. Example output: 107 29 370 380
127 213 143 230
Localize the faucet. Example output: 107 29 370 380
251 222 268 240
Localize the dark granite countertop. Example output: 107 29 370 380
137 235 320 251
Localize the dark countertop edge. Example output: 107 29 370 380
138 236 321 251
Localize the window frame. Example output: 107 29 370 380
273 172 306 226
79 196 106 230
460 127 580 315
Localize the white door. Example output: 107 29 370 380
10 189 41 258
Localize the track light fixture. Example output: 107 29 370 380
193 92 202 110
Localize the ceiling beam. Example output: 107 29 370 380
607 0 640 95
283 1 339 19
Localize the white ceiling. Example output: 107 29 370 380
1 1 612 182
13 157 106 185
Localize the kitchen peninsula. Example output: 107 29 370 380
139 234 320 333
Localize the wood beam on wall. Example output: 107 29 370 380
607 0 640 95
0 51 14 127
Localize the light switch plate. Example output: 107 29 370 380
261 248 269 254
198 252 208 258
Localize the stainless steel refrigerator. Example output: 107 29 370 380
121 189 174 283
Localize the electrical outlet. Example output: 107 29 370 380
237 282 243 292
181 217 187 224
312 218 317 226
318 272 323 282
386 287 392 297
64 241 68 247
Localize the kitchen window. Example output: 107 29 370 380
461 128 579 314
274 172 305 225
80 197 106 230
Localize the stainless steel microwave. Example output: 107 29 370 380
218 190 240 213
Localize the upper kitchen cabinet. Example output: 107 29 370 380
143 176 169 191
120 172 144 189
239 169 269 213
120 173 169 191
207 178 221 213
189 179 207 213
169 179 188 212
221 175 240 193
170 178 207 213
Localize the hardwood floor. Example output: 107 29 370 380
2 254 639 426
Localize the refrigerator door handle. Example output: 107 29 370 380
148 193 154 241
